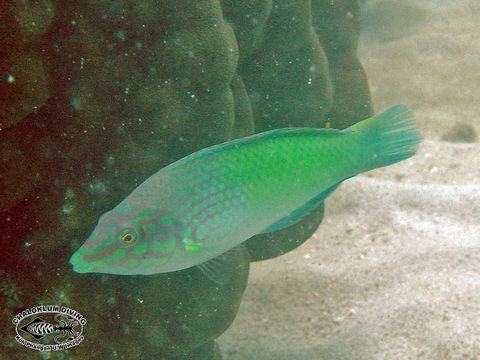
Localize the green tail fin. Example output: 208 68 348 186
350 105 421 170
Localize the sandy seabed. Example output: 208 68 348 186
220 1 480 359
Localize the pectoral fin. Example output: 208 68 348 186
197 244 249 284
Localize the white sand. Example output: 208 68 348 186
220 1 480 358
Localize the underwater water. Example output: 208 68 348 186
1 0 479 359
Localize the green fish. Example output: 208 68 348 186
70 105 420 279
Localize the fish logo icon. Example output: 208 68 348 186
12 305 86 351
20 314 80 343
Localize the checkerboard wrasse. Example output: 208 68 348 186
70 105 420 281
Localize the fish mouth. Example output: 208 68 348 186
69 250 96 274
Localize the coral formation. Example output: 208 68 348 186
0 0 371 358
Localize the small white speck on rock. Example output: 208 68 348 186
333 316 344 324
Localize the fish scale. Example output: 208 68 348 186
214 131 357 225
70 105 421 276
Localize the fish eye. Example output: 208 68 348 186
119 229 138 247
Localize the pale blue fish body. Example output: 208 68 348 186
69 105 421 276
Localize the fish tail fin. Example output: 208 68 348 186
349 105 421 171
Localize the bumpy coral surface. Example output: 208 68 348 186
0 0 370 358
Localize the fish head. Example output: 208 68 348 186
69 204 181 275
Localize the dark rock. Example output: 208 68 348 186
231 74 254 138
441 121 478 143
11 0 55 44
239 0 333 132
312 0 373 129
0 0 373 359
0 1 53 130
222 0 273 61
0 52 50 130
